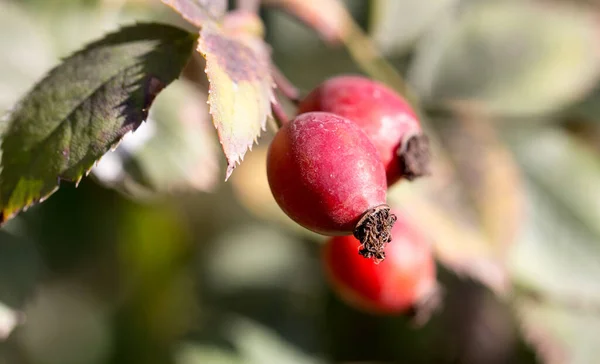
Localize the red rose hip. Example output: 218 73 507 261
298 75 430 186
267 111 396 261
323 210 438 319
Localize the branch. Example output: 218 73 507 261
272 65 301 104
271 100 289 128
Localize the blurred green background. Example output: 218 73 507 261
2 0 600 363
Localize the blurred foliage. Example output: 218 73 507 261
1 0 600 363
408 1 600 116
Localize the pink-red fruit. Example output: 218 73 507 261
298 75 430 186
267 111 396 261
323 210 438 319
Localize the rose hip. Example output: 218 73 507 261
298 75 430 186
323 210 439 319
267 111 396 261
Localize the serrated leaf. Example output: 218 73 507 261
162 0 227 28
509 128 600 302
0 23 197 224
92 80 220 196
409 1 600 116
197 25 274 180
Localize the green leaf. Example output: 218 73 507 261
197 25 274 179
409 1 600 116
162 0 227 28
0 23 197 224
509 128 600 302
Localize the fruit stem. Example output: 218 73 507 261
271 101 289 128
398 134 431 181
353 204 397 263
272 65 301 104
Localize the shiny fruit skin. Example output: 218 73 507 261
323 211 436 314
267 111 388 235
298 75 421 186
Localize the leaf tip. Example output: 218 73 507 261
225 163 236 181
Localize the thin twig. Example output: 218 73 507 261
271 101 289 128
272 65 301 104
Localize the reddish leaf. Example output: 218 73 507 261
197 25 274 180
162 0 227 27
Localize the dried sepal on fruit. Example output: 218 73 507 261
267 111 396 261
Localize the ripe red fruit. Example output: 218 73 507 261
323 211 438 318
297 75 430 186
267 111 396 261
